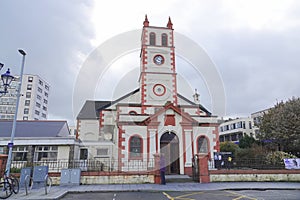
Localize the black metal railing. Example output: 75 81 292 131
210 158 285 170
11 158 156 173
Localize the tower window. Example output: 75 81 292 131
149 32 156 45
162 33 168 46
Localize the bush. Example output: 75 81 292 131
266 151 297 166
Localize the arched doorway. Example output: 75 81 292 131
160 132 180 174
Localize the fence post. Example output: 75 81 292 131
153 154 161 184
197 153 210 183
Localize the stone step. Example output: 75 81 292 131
165 175 195 183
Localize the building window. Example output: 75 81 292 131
24 108 29 114
42 106 47 111
197 136 208 153
38 87 42 93
12 146 28 161
35 110 40 115
25 100 30 106
28 76 33 82
37 95 41 100
249 121 252 129
42 113 46 118
44 92 48 97
129 111 137 115
80 149 88 160
23 116 28 120
43 99 48 104
27 84 32 90
129 135 142 159
45 85 49 90
39 79 43 86
26 92 31 98
35 146 58 161
149 32 156 45
36 102 41 108
161 33 168 46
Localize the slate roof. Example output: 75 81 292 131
0 120 70 138
76 100 112 119
77 89 140 120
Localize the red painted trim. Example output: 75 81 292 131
155 130 158 153
153 84 166 96
164 114 175 126
76 120 80 139
147 130 150 162
99 111 104 128
118 126 124 171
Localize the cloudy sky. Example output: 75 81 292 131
1 0 299 125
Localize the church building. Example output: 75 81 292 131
76 16 220 175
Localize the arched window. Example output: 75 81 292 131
198 136 208 153
129 110 137 115
129 135 142 159
150 32 156 45
161 33 168 46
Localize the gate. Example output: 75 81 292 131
192 154 199 182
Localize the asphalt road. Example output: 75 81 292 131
61 190 300 200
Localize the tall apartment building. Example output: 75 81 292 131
0 74 50 120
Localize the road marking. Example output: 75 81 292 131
226 191 257 200
163 192 174 200
174 191 204 199
163 191 204 200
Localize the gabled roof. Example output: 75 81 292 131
77 88 140 120
0 120 70 138
77 88 212 120
143 102 199 125
77 100 112 119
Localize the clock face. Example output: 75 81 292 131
153 55 164 65
153 84 166 96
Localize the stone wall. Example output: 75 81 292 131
210 169 300 182
48 172 155 185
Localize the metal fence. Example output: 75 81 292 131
210 158 285 170
11 158 156 173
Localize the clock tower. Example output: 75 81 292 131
139 15 177 108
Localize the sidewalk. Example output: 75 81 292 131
10 182 300 200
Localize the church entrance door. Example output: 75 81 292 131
160 132 180 174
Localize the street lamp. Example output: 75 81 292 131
0 64 14 95
5 49 26 176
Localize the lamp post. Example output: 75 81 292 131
5 49 26 176
0 64 14 95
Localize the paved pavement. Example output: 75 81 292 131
10 182 300 200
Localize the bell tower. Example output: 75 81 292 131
139 15 177 109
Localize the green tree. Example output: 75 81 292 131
239 135 256 149
259 97 300 154
220 141 239 154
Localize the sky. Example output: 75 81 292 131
0 0 299 125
